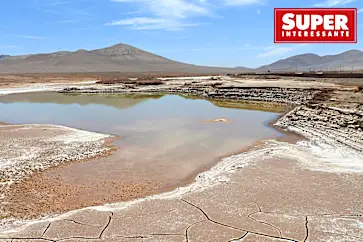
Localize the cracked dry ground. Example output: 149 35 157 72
1 157 363 242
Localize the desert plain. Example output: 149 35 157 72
0 73 362 242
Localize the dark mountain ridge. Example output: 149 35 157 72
258 49 363 71
0 43 249 74
1 44 362 73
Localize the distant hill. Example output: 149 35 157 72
0 55 10 60
0 43 250 74
1 45 362 74
258 50 363 72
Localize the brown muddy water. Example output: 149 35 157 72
0 92 284 215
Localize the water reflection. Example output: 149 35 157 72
0 92 283 184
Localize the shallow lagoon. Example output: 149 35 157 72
0 92 282 189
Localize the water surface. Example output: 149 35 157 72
0 92 282 187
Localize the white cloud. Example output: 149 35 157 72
258 46 295 57
314 0 355 7
55 19 81 24
224 0 262 5
35 0 71 6
109 0 210 30
133 22 200 30
106 17 201 30
121 10 144 15
107 17 166 26
258 44 308 58
109 0 263 30
111 0 209 18
33 0 91 17
17 35 44 40
358 8 363 13
0 45 16 49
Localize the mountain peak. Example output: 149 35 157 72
342 49 362 54
0 43 238 73
0 55 10 60
92 43 136 53
293 53 320 58
259 49 363 71
338 49 363 57
75 49 88 53
91 43 170 61
108 43 132 49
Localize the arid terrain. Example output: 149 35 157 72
1 43 362 73
0 73 362 241
0 44 248 74
257 49 363 72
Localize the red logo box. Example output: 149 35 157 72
274 8 357 43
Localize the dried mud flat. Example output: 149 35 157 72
0 124 115 221
0 75 363 241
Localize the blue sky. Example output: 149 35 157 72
0 0 362 68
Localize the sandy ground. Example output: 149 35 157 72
0 74 98 88
0 81 97 95
0 124 116 220
0 75 362 241
1 141 362 241
0 130 285 221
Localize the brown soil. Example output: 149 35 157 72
5 173 162 219
3 130 302 220
1 74 362 241
0 74 93 88
0 72 216 88
3 75 357 221
0 93 302 220
2 155 363 241
1 136 119 219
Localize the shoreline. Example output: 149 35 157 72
0 76 362 240
0 109 291 223
0 89 296 227
0 136 296 233
0 124 118 221
2 122 361 237
0 80 97 96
